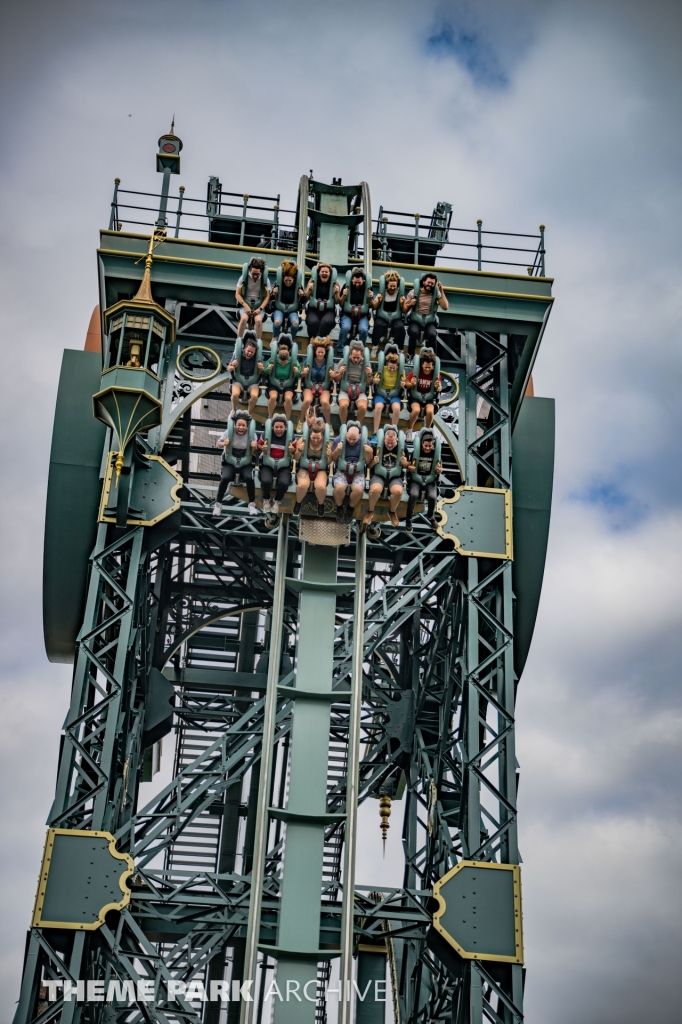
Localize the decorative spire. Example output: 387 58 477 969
170 114 175 135
133 228 165 304
379 794 392 856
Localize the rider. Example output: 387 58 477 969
213 411 258 516
328 420 373 522
404 347 442 441
371 271 406 351
330 340 372 425
300 338 333 427
337 268 373 352
264 333 301 419
292 417 330 517
235 257 270 339
303 262 337 342
402 428 442 532
257 413 294 514
372 343 404 435
364 425 405 529
271 259 304 340
403 272 448 356
227 330 264 415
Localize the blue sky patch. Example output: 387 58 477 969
426 21 508 87
572 480 649 530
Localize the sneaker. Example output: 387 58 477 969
272 501 280 514
430 515 439 530
248 502 258 515
212 502 222 517
405 429 414 442
369 433 378 444
389 510 399 527
293 501 301 515
405 518 413 534
262 499 272 513
317 502 326 517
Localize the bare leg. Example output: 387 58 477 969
367 481 383 513
237 312 249 338
314 472 328 505
231 382 243 414
349 482 365 508
320 393 332 424
391 401 401 426
268 390 278 417
254 314 264 340
296 470 311 504
424 402 435 428
356 398 368 425
373 401 384 434
389 482 403 512
247 386 259 415
338 398 350 425
300 390 313 426
283 391 294 419
333 481 347 507
408 402 420 431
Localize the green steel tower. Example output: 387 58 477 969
15 130 554 1024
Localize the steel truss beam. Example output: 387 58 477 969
16 332 522 1024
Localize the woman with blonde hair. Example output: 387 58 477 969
371 270 406 350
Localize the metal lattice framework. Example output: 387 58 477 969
15 161 553 1024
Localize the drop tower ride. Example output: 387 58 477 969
14 129 554 1024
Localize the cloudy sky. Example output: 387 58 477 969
1 0 681 1020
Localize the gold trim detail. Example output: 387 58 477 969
31 828 134 931
432 860 523 964
176 345 222 382
435 486 513 560
439 371 460 407
98 453 183 527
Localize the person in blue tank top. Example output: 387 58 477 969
300 339 332 425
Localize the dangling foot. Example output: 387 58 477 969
430 514 439 529
317 502 326 517
293 501 301 515
272 500 280 514
262 499 272 513
363 510 374 527
212 502 222 517
389 510 399 527
405 429 414 442
405 518 413 534
248 502 258 515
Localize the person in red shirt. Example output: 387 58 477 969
257 414 294 513
404 348 442 441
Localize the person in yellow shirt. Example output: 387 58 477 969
372 344 403 434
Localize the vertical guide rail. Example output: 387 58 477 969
297 174 310 268
361 182 373 281
241 517 289 1024
339 533 367 1023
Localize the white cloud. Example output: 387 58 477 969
1 1 681 1019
